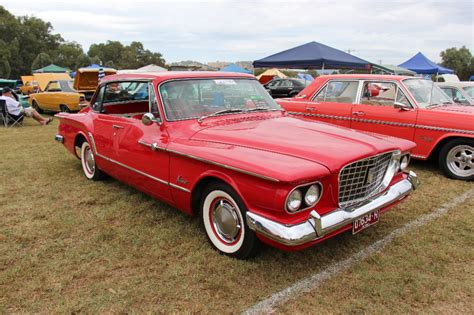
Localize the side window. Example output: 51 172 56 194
46 81 60 92
92 86 105 111
314 81 359 104
103 81 149 104
360 81 396 106
267 81 278 88
280 80 292 88
395 88 412 107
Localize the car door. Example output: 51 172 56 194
112 82 173 203
350 80 417 141
276 79 294 97
302 80 360 128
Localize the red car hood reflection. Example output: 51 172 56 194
191 115 407 173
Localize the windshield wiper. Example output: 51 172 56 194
198 108 245 122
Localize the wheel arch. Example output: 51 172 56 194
190 172 245 216
428 134 474 161
73 132 89 159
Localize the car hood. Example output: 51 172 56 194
191 114 410 173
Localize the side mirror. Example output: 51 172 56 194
394 102 410 111
453 97 460 103
142 112 161 126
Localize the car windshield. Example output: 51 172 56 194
160 78 281 121
462 86 474 98
403 78 452 108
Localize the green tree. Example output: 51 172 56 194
75 54 91 69
54 41 84 70
440 46 473 81
0 59 11 78
89 55 102 65
31 52 52 72
88 40 123 66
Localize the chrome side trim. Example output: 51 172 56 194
246 171 419 246
86 133 190 193
138 140 166 152
288 111 474 135
169 183 191 193
166 148 280 182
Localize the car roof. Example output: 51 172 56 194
317 74 412 81
101 71 255 83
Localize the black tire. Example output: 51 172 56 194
32 100 43 113
200 182 259 259
60 104 71 113
80 141 103 180
438 138 474 181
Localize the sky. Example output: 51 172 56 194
3 0 473 65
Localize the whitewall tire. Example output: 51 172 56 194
200 183 258 259
80 141 103 180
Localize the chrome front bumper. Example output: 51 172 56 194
246 171 420 246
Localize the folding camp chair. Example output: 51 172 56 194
0 99 24 128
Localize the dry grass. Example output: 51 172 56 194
0 118 473 313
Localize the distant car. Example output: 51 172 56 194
437 82 474 106
278 74 474 181
29 80 85 113
54 71 418 259
264 78 309 98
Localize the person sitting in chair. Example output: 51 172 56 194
0 87 52 126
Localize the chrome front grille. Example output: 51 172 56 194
338 152 393 208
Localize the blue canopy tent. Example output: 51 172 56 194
398 52 454 74
220 63 252 74
253 41 371 70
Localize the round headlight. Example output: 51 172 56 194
287 189 302 212
304 184 321 206
400 155 410 171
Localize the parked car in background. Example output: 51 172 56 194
19 76 39 95
437 82 474 106
55 72 419 259
278 75 474 181
29 80 85 112
264 78 309 98
74 67 117 100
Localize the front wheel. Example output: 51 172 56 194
32 100 43 113
60 104 71 113
439 139 474 181
80 141 103 180
200 183 259 259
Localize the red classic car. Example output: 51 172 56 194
55 72 419 259
278 75 474 181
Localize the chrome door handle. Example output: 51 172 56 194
352 111 365 116
306 107 317 112
112 125 124 129
138 140 163 152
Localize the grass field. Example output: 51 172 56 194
1 118 473 313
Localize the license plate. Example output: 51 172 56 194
352 210 380 234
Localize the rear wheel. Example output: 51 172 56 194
80 141 103 180
200 182 259 259
439 139 474 181
32 100 43 113
60 104 71 113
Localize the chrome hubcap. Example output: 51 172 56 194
211 199 241 243
85 147 95 174
447 145 473 177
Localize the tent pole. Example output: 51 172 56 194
322 63 325 70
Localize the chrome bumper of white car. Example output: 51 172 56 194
246 171 420 246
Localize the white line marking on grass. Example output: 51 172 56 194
244 188 474 315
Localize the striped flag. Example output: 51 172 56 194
98 65 105 81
